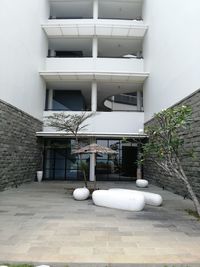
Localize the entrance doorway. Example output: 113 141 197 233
43 138 138 181
122 146 138 177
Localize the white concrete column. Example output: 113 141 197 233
50 49 56 57
111 96 115 110
93 0 98 19
89 137 96 182
89 153 96 182
91 81 97 111
137 91 142 111
48 89 53 110
92 37 98 58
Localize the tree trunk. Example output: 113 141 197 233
157 158 200 217
82 169 88 188
175 163 200 217
184 178 200 217
75 138 88 188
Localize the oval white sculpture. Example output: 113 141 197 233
136 179 149 188
109 189 163 207
73 187 90 201
92 190 145 211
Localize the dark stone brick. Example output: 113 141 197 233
0 99 42 191
144 89 200 200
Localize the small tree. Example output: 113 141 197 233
45 112 94 187
141 105 200 216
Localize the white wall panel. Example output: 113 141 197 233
0 0 49 120
43 111 144 134
143 0 200 121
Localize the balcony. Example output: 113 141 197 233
40 57 148 83
105 92 143 112
49 0 143 21
41 111 145 136
42 19 147 38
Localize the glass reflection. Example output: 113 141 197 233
44 138 138 181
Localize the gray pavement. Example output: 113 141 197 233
0 181 200 265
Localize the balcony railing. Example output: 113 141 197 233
44 57 145 73
43 111 144 135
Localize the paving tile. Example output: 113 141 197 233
15 213 35 216
0 181 200 264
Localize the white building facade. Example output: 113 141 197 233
0 0 199 189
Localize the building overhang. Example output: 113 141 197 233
42 19 148 38
36 131 147 139
39 71 149 83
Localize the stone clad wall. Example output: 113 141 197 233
144 89 200 200
0 99 43 190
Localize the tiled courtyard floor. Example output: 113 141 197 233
0 181 200 265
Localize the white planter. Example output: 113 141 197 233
37 171 43 182
136 179 149 188
73 187 90 201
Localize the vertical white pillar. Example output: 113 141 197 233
92 37 98 58
137 91 142 111
89 153 96 182
93 1 98 58
48 89 53 110
91 81 97 111
89 138 96 182
50 49 55 57
93 0 98 19
111 96 115 110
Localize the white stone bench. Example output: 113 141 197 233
92 190 145 211
109 189 163 207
